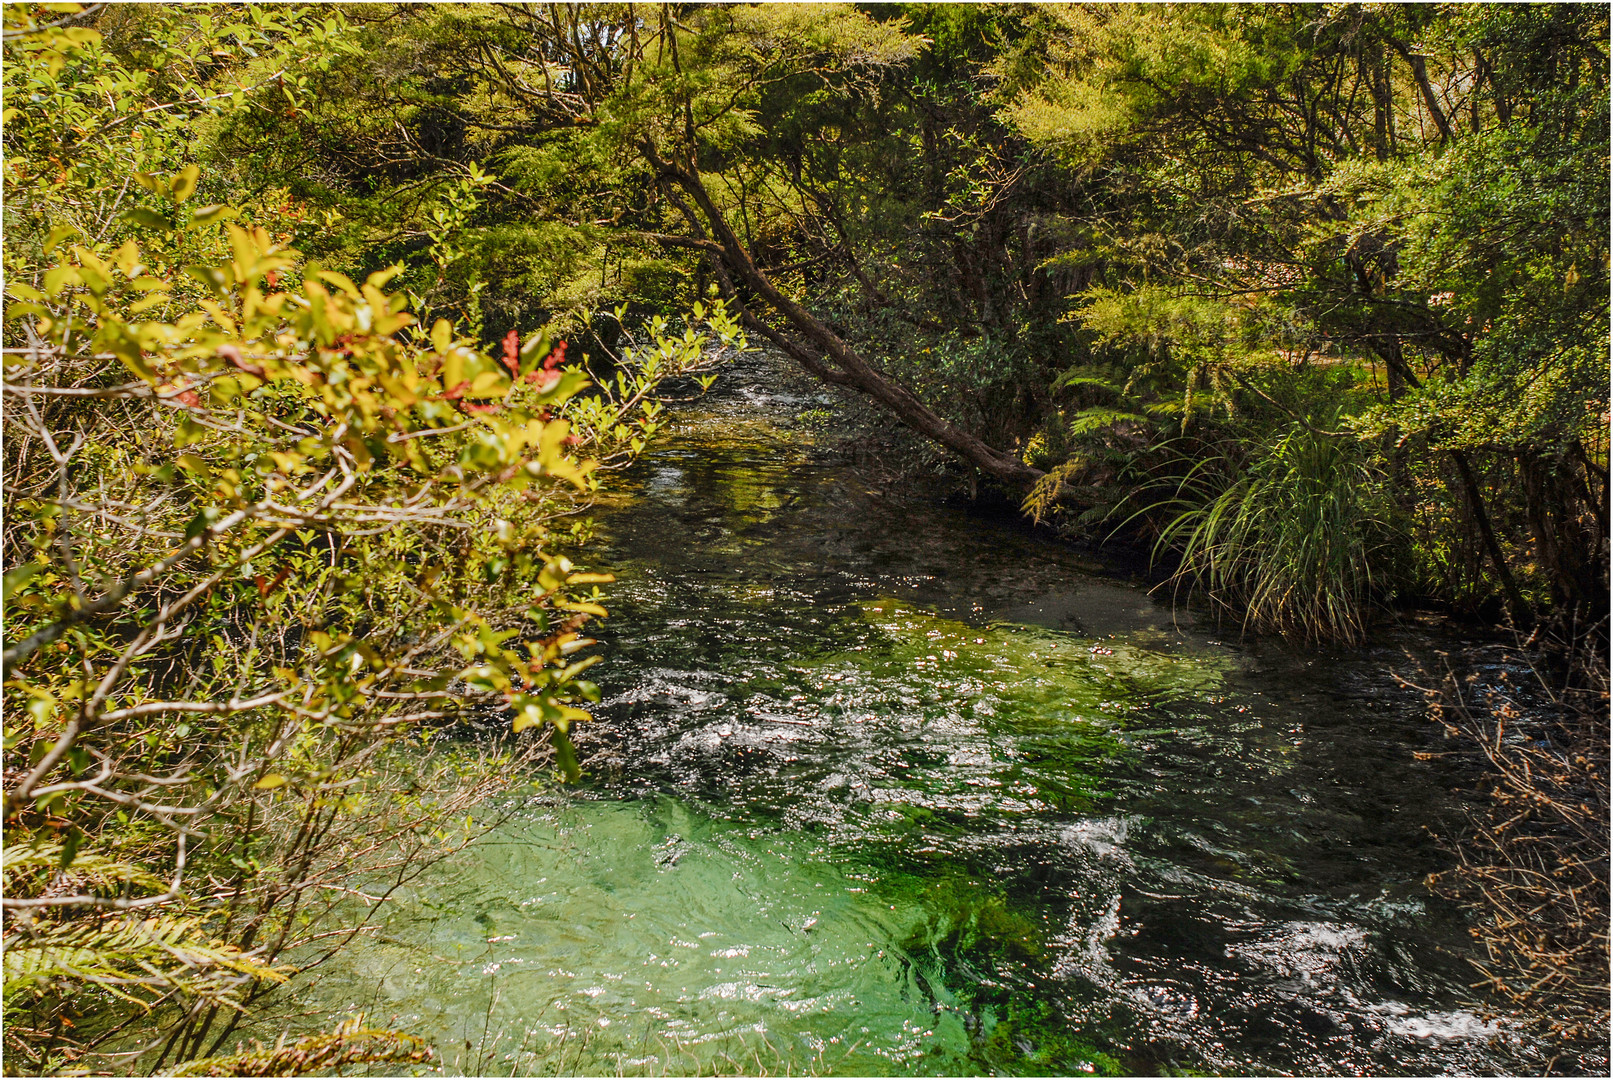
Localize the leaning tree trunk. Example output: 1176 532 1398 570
639 146 1043 489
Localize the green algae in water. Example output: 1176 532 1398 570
260 797 1137 1076
972 1000 1126 1077
892 872 1126 1077
258 798 1104 1075
238 599 1212 1076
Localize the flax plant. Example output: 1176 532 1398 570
1152 419 1402 643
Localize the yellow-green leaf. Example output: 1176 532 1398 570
122 206 173 232
512 704 543 733
555 600 608 618
465 370 508 399
191 204 238 225
314 270 359 297
127 293 171 315
43 225 78 254
3 562 43 602
43 266 81 297
113 239 142 278
171 164 201 203
26 692 56 728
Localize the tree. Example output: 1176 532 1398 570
1002 2 1608 629
117 0 1611 627
213 3 1048 485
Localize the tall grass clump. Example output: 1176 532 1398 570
1151 418 1403 643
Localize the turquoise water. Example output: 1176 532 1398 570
268 353 1565 1075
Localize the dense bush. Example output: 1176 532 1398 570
1 5 740 1072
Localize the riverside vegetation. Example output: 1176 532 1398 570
2 2 1607 1074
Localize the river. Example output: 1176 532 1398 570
277 350 1571 1076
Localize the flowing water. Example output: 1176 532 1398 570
279 353 1574 1076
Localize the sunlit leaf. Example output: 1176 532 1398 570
170 164 201 203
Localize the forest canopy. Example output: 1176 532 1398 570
174 0 1608 635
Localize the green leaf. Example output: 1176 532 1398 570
121 206 174 232
551 725 581 783
3 562 42 602
100 322 156 381
26 693 56 728
125 293 170 315
4 302 47 322
59 829 81 871
42 266 81 298
314 270 359 297
184 506 222 541
173 416 207 447
184 264 229 300
191 204 238 225
175 454 210 478
42 225 78 254
518 330 554 375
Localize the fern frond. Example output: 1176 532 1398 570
1022 459 1086 524
1065 408 1150 436
1053 368 1124 393
3 914 288 1008
3 843 166 897
172 1018 431 1077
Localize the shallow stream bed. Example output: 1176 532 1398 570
281 352 1572 1076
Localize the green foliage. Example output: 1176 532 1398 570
1333 112 1608 461
0 1 1605 1059
2 3 352 292
1 4 744 1072
1004 1 1608 628
3 911 287 1011
64 0 1601 636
